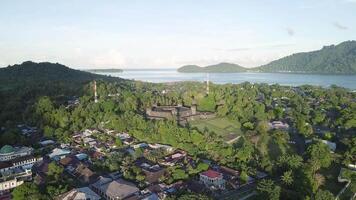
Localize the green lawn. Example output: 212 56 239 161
189 117 241 141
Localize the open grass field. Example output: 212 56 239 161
189 117 242 140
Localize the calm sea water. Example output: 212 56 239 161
95 69 356 89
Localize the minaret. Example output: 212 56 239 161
206 73 210 95
93 80 98 103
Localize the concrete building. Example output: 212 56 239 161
199 169 225 190
0 155 42 173
48 148 71 161
146 103 215 125
56 187 101 200
0 145 33 162
91 176 139 200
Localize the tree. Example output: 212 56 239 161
306 142 332 169
172 168 188 180
47 162 64 182
12 182 45 200
243 122 254 130
314 189 334 200
281 170 293 186
256 179 281 200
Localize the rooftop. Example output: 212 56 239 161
0 145 14 154
201 169 222 179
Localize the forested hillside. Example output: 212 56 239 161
256 41 356 74
0 61 126 123
178 62 247 73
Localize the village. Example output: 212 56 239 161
1 126 269 200
1 82 355 200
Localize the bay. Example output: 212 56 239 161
94 69 356 89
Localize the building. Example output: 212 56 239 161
56 187 101 200
135 158 166 184
148 144 174 152
91 176 139 200
321 140 337 152
146 103 215 125
268 121 290 130
0 145 33 162
0 155 42 173
0 168 32 193
48 148 71 161
199 169 225 190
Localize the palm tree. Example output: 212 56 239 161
281 170 293 186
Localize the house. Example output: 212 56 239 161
56 187 101 200
321 140 337 152
159 150 187 166
39 140 55 146
218 166 240 188
59 156 80 174
91 176 139 200
268 121 289 130
199 169 225 190
148 144 174 152
48 148 71 161
75 153 88 161
17 125 37 137
74 164 97 184
117 132 131 140
132 143 149 149
0 145 33 162
136 158 166 184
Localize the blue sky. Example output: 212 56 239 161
0 0 355 68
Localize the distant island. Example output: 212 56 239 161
178 40 356 74
178 62 247 73
86 68 123 73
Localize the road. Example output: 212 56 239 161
217 183 257 200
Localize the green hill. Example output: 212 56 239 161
256 41 356 74
0 61 121 91
178 62 247 73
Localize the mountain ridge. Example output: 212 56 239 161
177 41 356 74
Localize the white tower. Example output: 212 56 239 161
94 80 98 103
206 73 210 95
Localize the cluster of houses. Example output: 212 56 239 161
17 124 38 137
1 126 270 200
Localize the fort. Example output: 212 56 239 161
146 103 215 125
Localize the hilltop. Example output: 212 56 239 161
256 41 356 74
178 62 247 73
0 61 122 90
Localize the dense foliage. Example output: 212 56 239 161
177 62 247 73
1 62 355 199
257 40 356 74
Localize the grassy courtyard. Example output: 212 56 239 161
189 117 242 141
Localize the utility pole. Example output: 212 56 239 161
206 73 210 95
94 80 98 103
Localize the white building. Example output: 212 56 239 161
48 148 71 161
199 169 225 190
0 145 33 162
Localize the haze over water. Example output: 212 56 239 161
94 69 356 89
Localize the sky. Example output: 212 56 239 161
0 0 355 69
